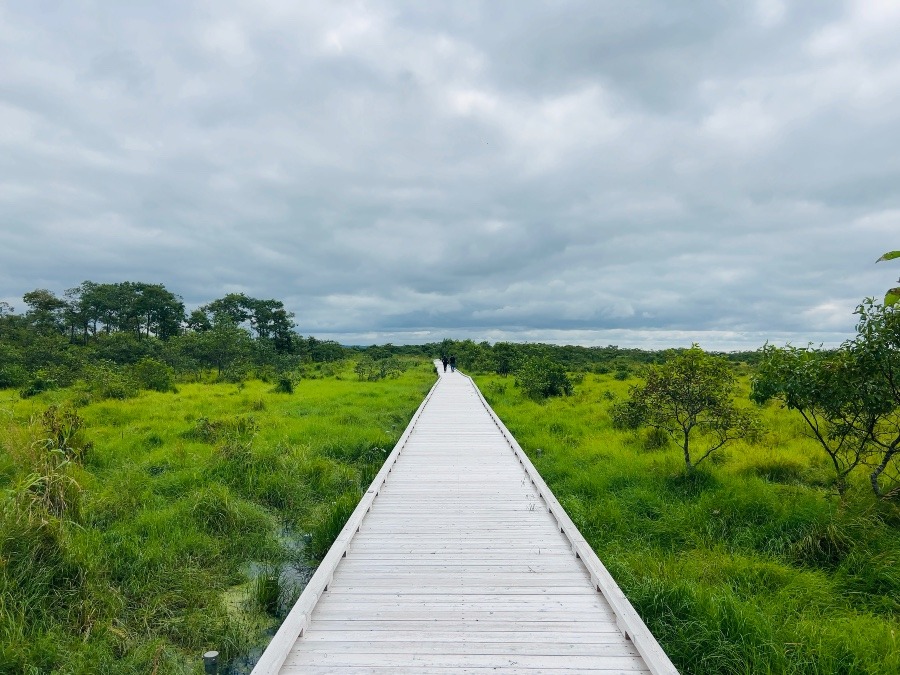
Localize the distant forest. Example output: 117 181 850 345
0 280 758 394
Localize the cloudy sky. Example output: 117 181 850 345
1 1 898 349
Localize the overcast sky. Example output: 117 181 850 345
1 1 899 349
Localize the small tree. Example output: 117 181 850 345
613 345 756 470
852 300 900 497
751 344 880 495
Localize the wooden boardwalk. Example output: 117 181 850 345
252 364 678 674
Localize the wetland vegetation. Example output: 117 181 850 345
2 283 899 673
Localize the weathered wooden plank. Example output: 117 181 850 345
306 619 625 632
291 640 641 656
285 668 651 675
283 653 650 669
300 630 634 643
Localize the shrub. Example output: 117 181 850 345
641 427 671 451
19 374 57 398
613 346 758 470
83 362 139 400
132 357 175 392
0 344 27 388
354 356 404 381
515 357 573 400
272 375 294 394
40 405 93 463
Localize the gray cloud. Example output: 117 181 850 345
2 0 899 349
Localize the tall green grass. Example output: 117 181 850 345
476 371 900 675
0 360 436 673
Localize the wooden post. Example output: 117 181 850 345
203 651 219 674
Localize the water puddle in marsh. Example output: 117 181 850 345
221 525 316 675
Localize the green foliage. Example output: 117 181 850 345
515 356 573 399
272 375 294 394
132 357 176 392
39 405 93 463
877 250 900 307
0 344 27 388
754 303 900 497
185 415 259 444
305 493 359 563
853 300 900 496
82 361 140 400
613 346 758 469
752 345 871 496
19 373 58 399
0 280 364 394
354 356 405 381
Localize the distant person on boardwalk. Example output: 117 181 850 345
449 355 456 372
441 356 448 372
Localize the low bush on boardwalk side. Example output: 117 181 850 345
476 369 900 675
0 360 435 673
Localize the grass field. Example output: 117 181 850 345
0 360 436 674
476 374 900 675
474 370 900 674
4 355 899 674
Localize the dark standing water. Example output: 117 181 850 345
222 526 316 675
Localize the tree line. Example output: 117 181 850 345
0 281 347 392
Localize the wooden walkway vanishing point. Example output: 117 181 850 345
252 363 678 674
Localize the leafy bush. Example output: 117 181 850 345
354 356 404 381
83 362 139 400
272 375 294 394
641 427 671 451
515 357 573 400
19 373 57 398
39 405 93 463
132 357 175 392
0 344 27 388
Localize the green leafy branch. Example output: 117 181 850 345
877 250 900 307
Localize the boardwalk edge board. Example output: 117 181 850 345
460 371 679 675
250 374 443 675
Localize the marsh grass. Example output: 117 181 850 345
0 359 436 673
476 371 900 674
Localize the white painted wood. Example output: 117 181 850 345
459 371 679 674
252 361 678 674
